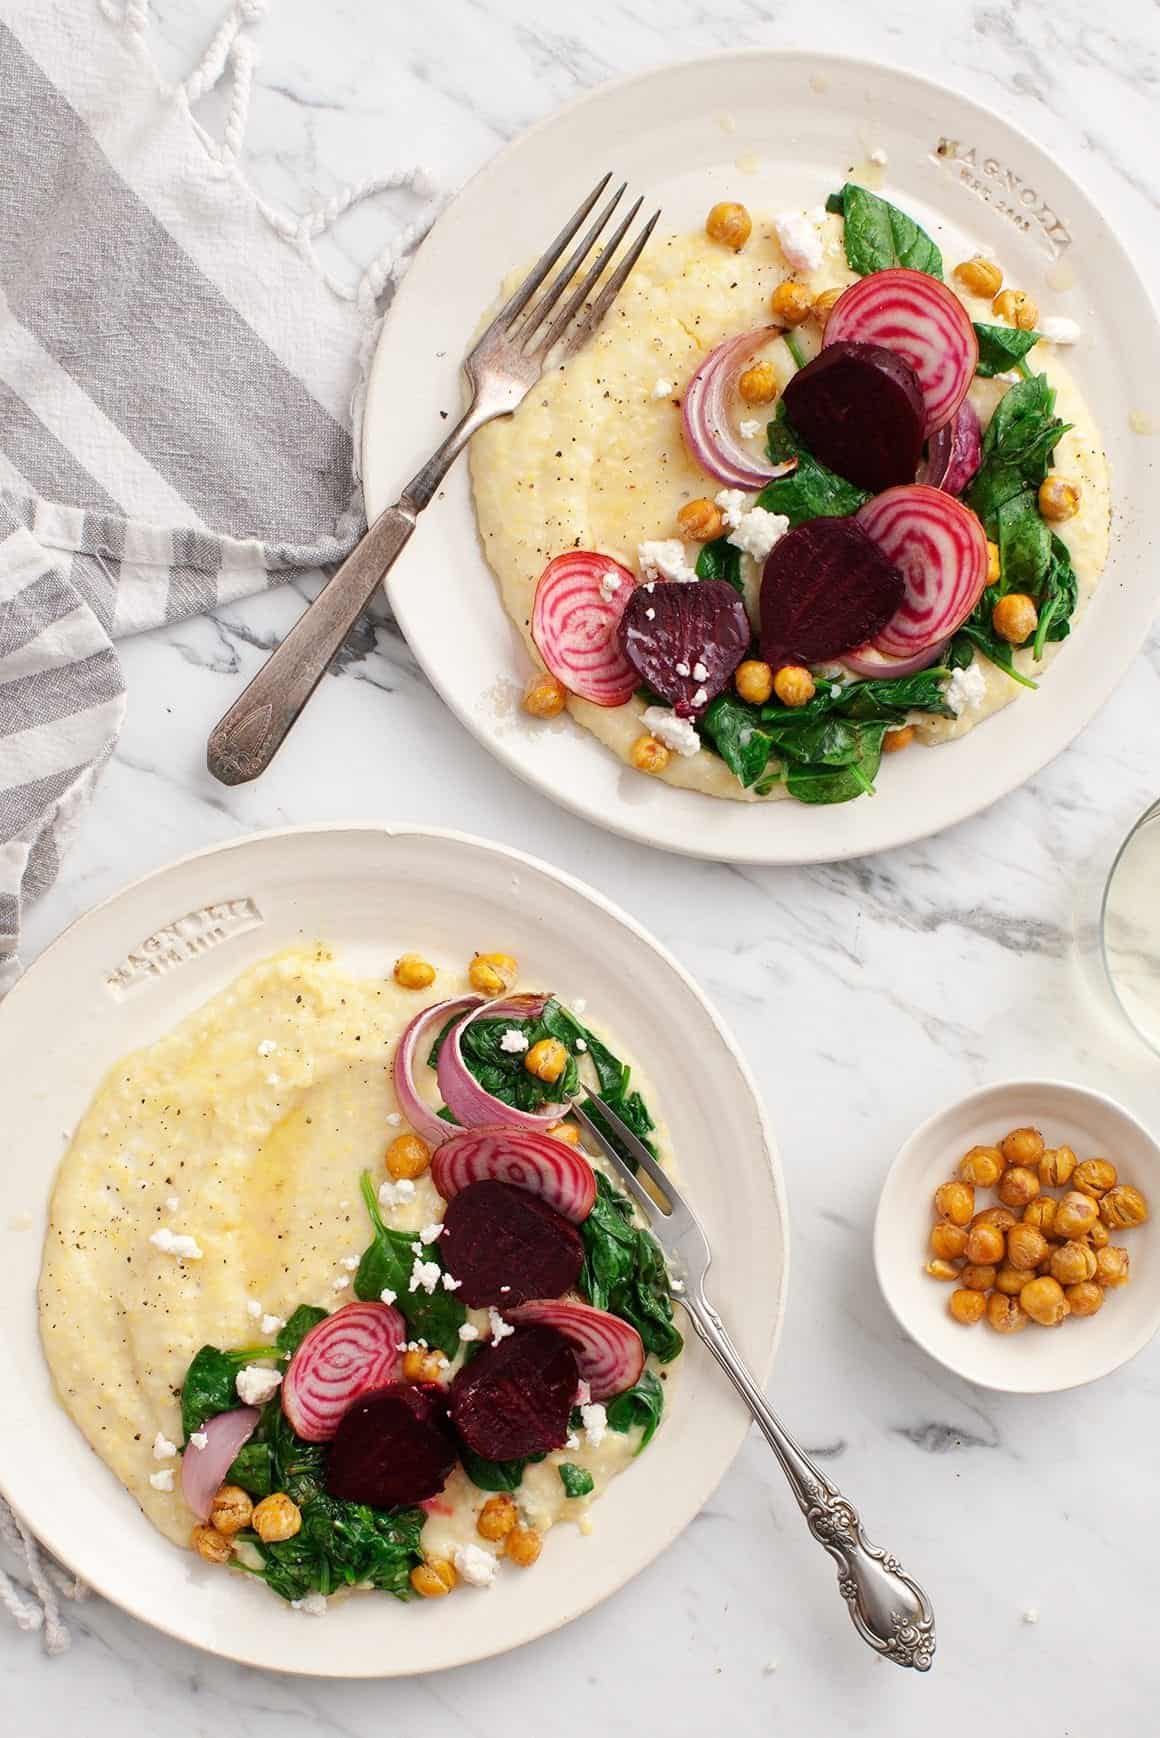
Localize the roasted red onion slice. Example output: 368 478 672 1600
919 398 982 496
180 1406 260 1521
680 326 800 488
431 1125 597 1222
505 1299 645 1400
841 642 948 679
436 994 565 1132
393 994 483 1145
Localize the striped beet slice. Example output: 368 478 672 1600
505 1299 645 1400
824 268 978 436
281 1301 405 1443
857 485 989 658
531 551 637 706
431 1126 597 1223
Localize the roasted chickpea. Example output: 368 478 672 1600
954 256 1003 297
630 734 671 775
387 1132 431 1180
960 1263 998 1292
706 201 751 250
812 286 843 328
525 1037 568 1084
925 1258 962 1282
1066 1281 1105 1318
949 1288 987 1325
1022 1196 1058 1237
1088 1219 1110 1251
1100 1184 1150 1229
252 1492 302 1544
993 288 1038 330
973 1205 1018 1232
735 659 774 705
1095 1245 1130 1288
930 1221 969 1261
1039 1145 1076 1188
738 362 779 405
209 1484 253 1537
477 1494 518 1541
411 1559 457 1598
934 1180 975 1227
394 953 437 990
1006 1222 1049 1271
403 1346 447 1384
1038 475 1081 523
964 1222 1006 1266
1049 1240 1098 1286
505 1525 542 1567
960 1144 1005 1187
1001 1126 1045 1166
997 1166 1040 1209
677 497 725 542
468 952 519 996
772 664 816 708
548 1119 581 1145
992 592 1038 646
770 279 813 325
882 725 915 754
1055 1189 1099 1239
1020 1275 1070 1327
191 1524 233 1565
986 1292 1029 1334
522 672 567 719
1073 1158 1118 1199
985 539 1001 586
994 1264 1028 1296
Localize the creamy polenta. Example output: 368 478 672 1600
40 949 674 1590
470 211 1109 798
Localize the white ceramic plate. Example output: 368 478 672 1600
363 50 1160 865
0 826 785 1675
874 1079 1160 1394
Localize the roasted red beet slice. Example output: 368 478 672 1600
325 1383 457 1507
760 517 905 668
440 1180 584 1308
619 579 750 719
781 342 925 494
449 1325 578 1461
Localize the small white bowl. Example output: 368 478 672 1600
874 1079 1160 1394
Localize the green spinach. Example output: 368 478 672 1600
973 322 1041 378
225 1440 274 1499
245 1492 425 1604
354 1171 465 1357
967 372 1071 532
785 721 889 804
695 537 743 594
996 490 1051 594
607 1370 665 1451
758 405 870 527
180 1343 275 1441
543 1001 660 1169
701 694 775 789
1031 534 1079 658
457 1445 533 1492
429 1007 580 1113
825 184 943 278
276 1305 328 1359
559 1463 595 1498
580 1174 682 1363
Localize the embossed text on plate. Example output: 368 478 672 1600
105 898 264 996
933 138 1072 256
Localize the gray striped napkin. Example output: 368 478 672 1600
0 0 436 996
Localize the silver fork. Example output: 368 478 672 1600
205 175 659 786
570 1092 937 1672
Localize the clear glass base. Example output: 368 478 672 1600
1101 798 1160 1058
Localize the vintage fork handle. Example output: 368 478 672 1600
682 1290 936 1671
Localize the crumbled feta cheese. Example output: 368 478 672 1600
151 1431 177 1460
645 607 655 620
637 539 697 584
869 146 888 166
691 686 708 709
581 1402 608 1447
236 1365 283 1406
260 1314 284 1335
692 661 709 683
409 1259 442 1295
385 1112 402 1127
572 998 587 1016
714 488 751 530
189 1431 209 1451
458 1322 481 1342
453 1543 498 1588
292 1590 328 1616
996 369 1022 385
499 1028 529 1054
774 207 826 274
257 1039 278 1058
675 660 690 677
574 1038 587 1052
149 1468 174 1492
418 1222 443 1245
565 1433 580 1450
442 1271 462 1291
945 662 987 716
488 1307 515 1343
727 505 789 562
641 706 700 758
1038 315 1081 345
246 1299 263 1320
332 1276 350 1292
599 569 623 604
164 1195 180 1212
500 1284 511 1293
380 1288 398 1305
738 418 762 439
378 1177 416 1209
340 1255 360 1270
652 377 674 398
148 1227 203 1260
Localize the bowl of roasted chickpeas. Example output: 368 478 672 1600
873 1080 1160 1393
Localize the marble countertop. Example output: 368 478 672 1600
6 0 1160 1730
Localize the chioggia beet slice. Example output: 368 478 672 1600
619 578 750 718
325 1384 458 1507
449 1324 579 1461
439 1179 584 1307
781 341 926 494
857 485 989 658
760 517 904 668
505 1299 645 1400
431 1125 597 1223
281 1301 405 1442
823 268 979 436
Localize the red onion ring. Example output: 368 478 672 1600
437 993 565 1133
841 641 948 679
918 399 982 496
680 326 800 488
393 995 483 1145
180 1406 260 1521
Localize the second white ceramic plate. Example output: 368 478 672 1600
363 50 1160 864
0 826 785 1674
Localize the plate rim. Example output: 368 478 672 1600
0 821 788 1674
363 46 1160 866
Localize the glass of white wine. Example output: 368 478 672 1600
1101 798 1160 1057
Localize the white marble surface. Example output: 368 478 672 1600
7 0 1160 1729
